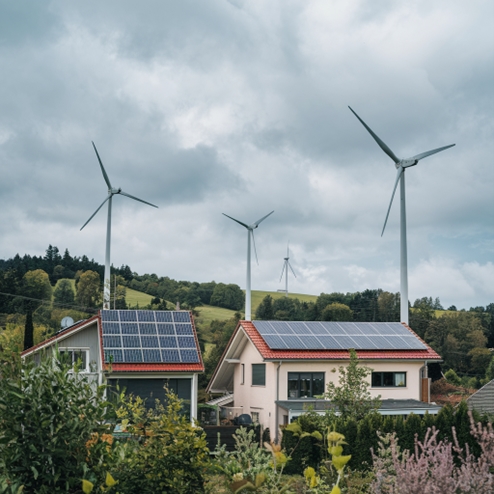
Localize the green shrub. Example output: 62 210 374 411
0 351 116 493
114 390 211 493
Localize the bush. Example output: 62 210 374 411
113 391 211 493
0 351 116 493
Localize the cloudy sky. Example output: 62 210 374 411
0 0 492 310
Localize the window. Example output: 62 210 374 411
241 364 245 385
252 364 266 386
60 349 88 372
372 372 406 387
288 372 324 399
251 411 260 424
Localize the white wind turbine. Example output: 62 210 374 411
349 107 455 324
223 211 274 321
81 141 158 310
279 244 296 297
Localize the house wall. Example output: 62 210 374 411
234 339 427 434
233 341 279 436
57 323 101 371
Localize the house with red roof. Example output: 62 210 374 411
206 320 442 437
21 309 204 421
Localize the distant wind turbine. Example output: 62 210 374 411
223 211 274 321
81 141 158 310
349 106 455 324
279 244 296 297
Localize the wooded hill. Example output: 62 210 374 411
1 245 493 391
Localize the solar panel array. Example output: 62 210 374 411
253 321 427 351
101 310 200 364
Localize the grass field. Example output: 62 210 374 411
125 287 154 307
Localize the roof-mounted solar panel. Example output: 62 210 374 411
101 310 200 364
253 321 427 351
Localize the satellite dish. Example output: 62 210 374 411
61 316 74 329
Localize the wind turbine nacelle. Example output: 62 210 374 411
110 187 122 194
400 159 418 169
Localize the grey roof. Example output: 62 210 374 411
467 379 494 415
276 398 442 415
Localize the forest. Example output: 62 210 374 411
0 245 493 392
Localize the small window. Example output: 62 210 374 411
252 364 266 386
372 372 406 387
288 372 325 399
241 364 245 385
59 349 88 372
251 411 260 424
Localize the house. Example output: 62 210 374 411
467 379 494 415
21 309 204 421
206 320 442 436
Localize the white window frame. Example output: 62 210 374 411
59 348 90 373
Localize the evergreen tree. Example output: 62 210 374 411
23 309 34 350
255 295 274 320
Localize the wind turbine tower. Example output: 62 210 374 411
223 211 274 321
81 142 158 310
279 244 296 297
349 107 455 324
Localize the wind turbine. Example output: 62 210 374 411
279 244 296 297
349 106 455 324
223 211 274 321
81 141 158 310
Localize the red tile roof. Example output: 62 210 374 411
241 321 441 361
105 363 204 372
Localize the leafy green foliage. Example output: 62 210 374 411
53 278 75 306
0 351 116 493
113 390 211 493
324 349 381 421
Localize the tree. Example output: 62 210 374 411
321 302 353 321
377 291 400 321
209 283 244 311
21 269 52 310
324 349 381 421
53 278 76 307
23 310 34 350
76 270 101 308
255 295 274 320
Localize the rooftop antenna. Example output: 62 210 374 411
349 106 455 324
279 243 296 297
223 210 274 321
81 141 158 310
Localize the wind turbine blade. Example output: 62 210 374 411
251 230 259 265
80 196 110 230
222 213 249 229
408 144 455 163
348 106 400 164
253 210 274 228
382 167 403 236
288 261 297 278
92 142 112 189
119 190 158 208
279 263 286 282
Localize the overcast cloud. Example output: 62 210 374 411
0 0 492 310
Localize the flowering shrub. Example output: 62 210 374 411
371 411 494 493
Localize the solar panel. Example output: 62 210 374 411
253 320 427 351
101 310 200 364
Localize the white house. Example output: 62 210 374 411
21 309 204 421
207 320 442 436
